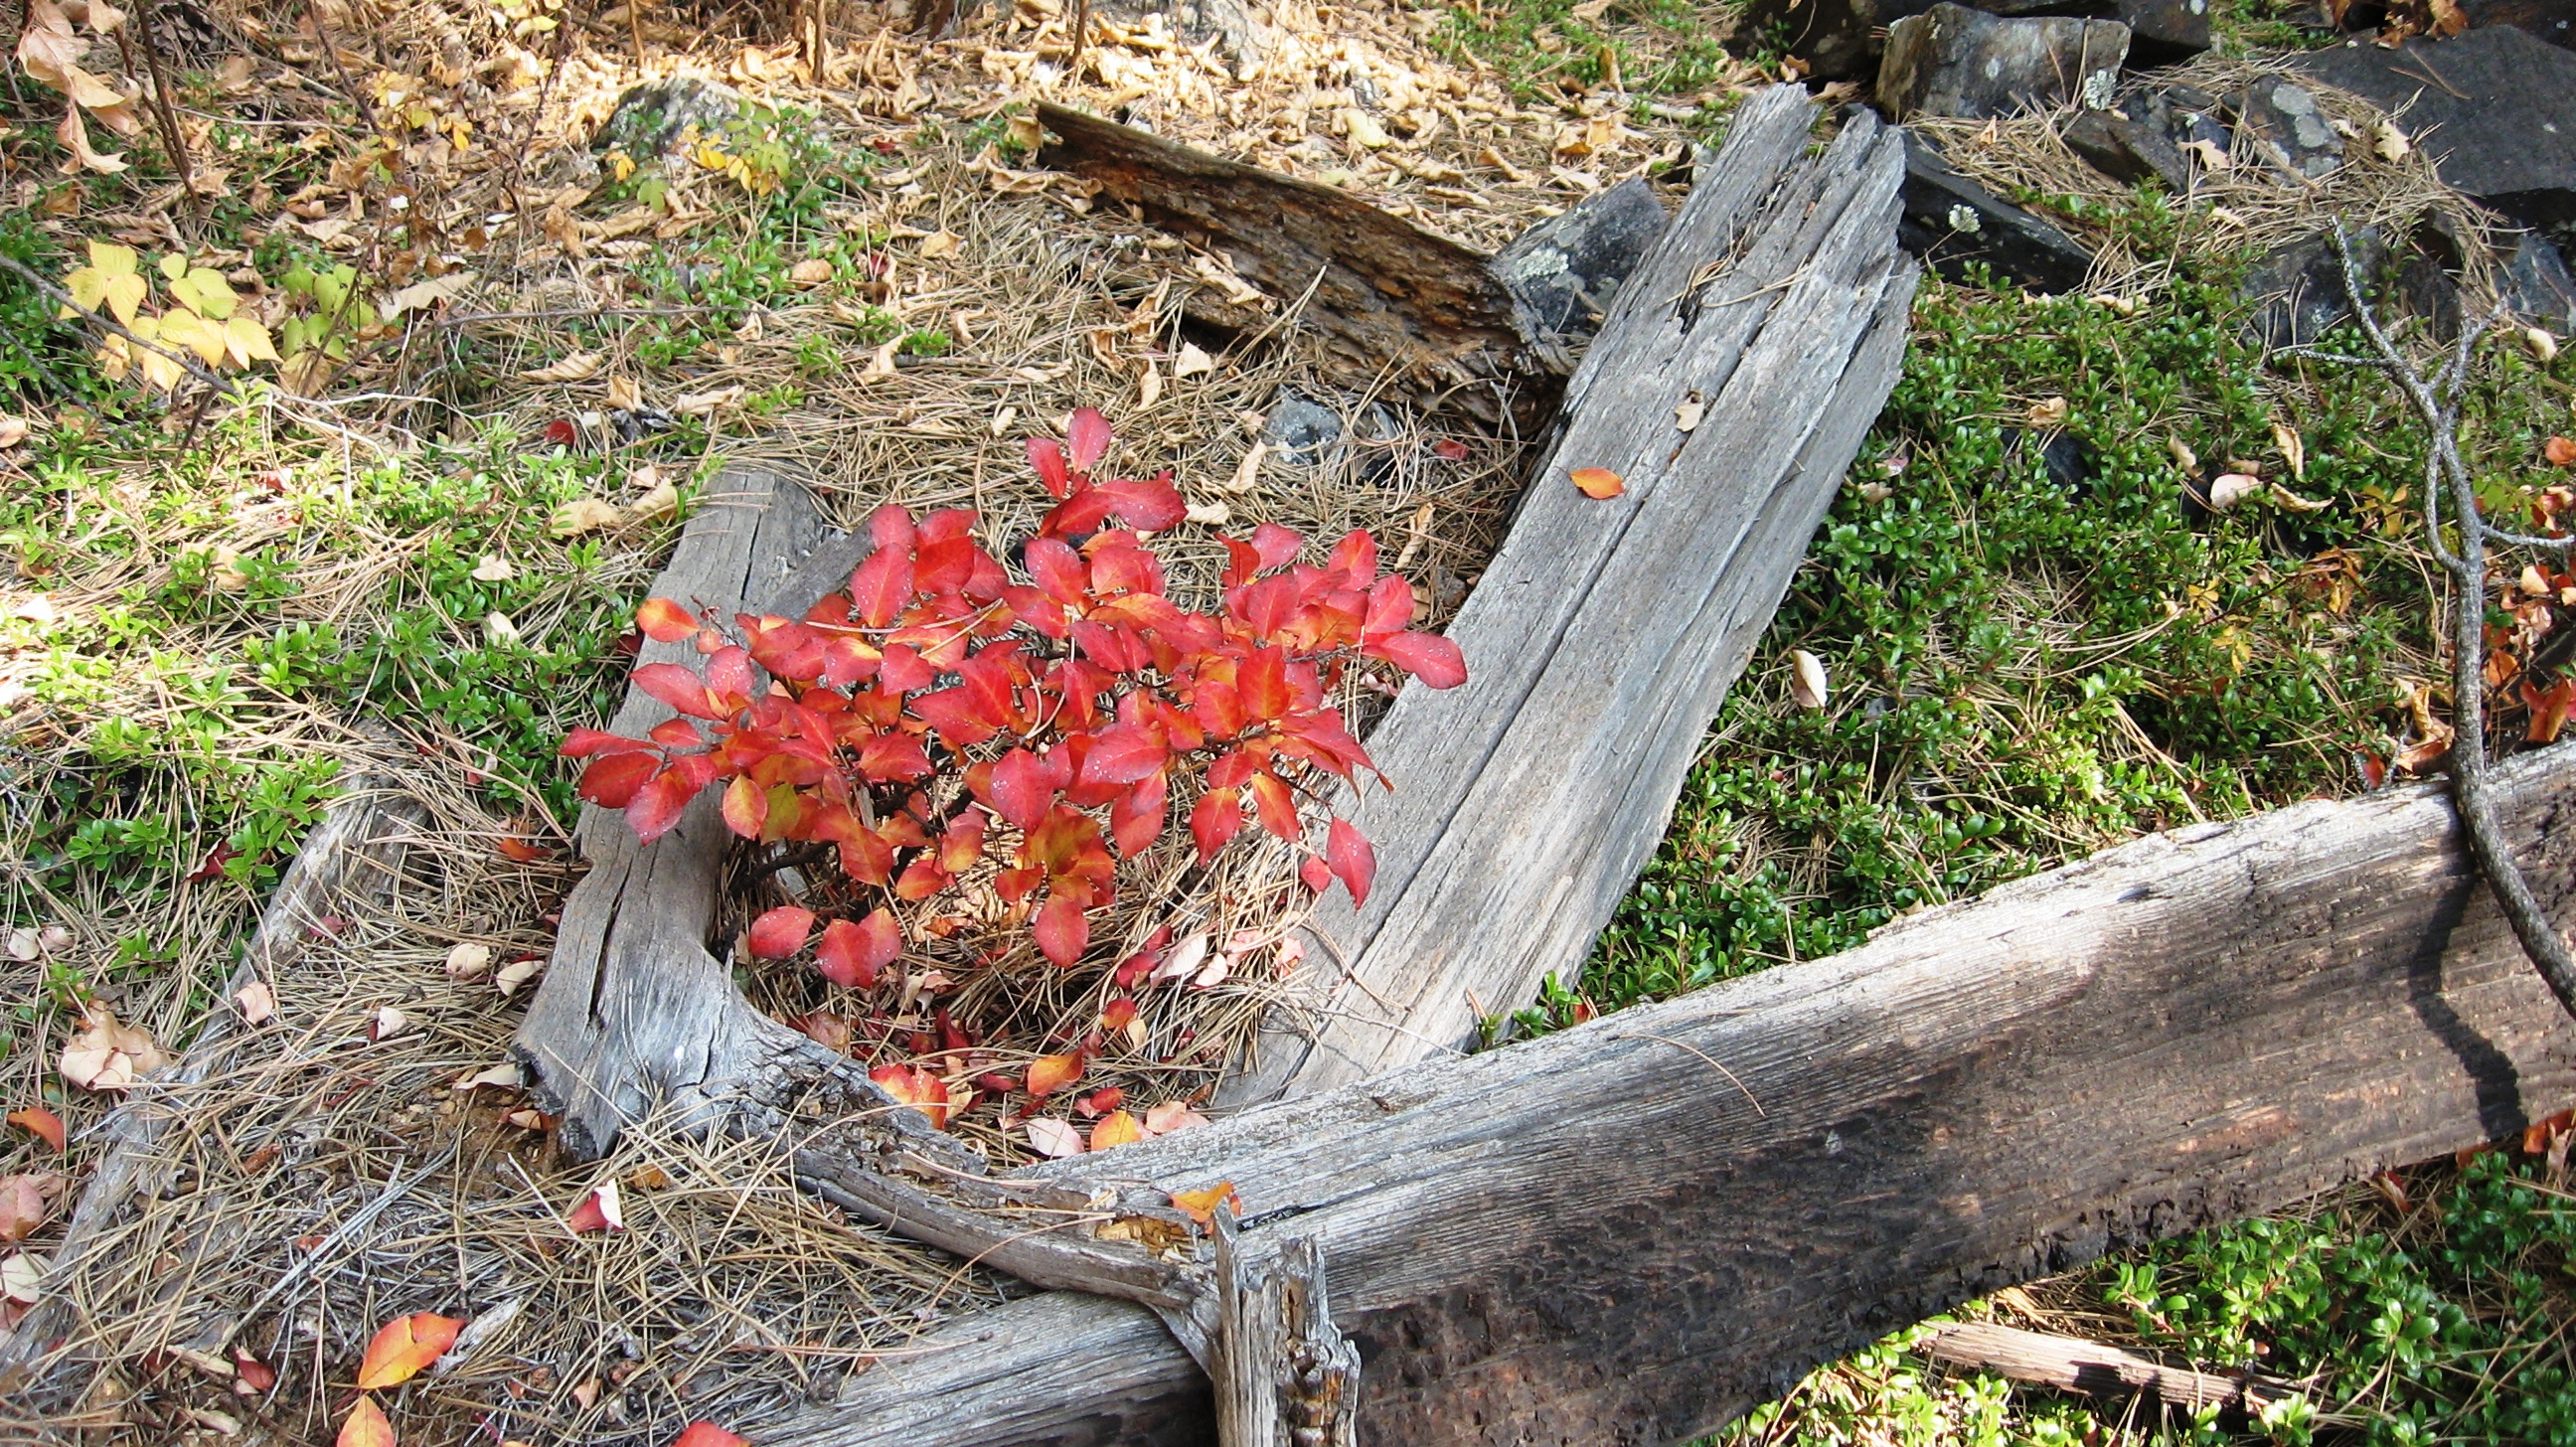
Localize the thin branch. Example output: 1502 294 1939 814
2328 220 2576 1023
0 249 240 394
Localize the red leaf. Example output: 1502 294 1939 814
633 663 722 720
1081 725 1168 787
635 597 698 643
991 747 1054 831
850 546 915 628
1190 788 1243 863
1328 529 1378 583
1067 406 1113 472
1110 769 1168 857
7 1108 64 1152
566 1179 625 1233
356 1312 464 1389
869 1064 954 1128
233 1348 276 1393
1025 537 1089 605
1299 856 1334 893
1034 891 1089 966
1027 436 1071 497
816 909 901 988
543 417 578 447
1432 437 1470 461
626 765 702 842
1090 476 1187 532
562 725 652 758
1248 772 1300 842
1100 997 1138 1031
1326 817 1377 906
1370 631 1467 689
671 1424 751 1447
1248 523 1302 572
868 503 918 553
1238 647 1292 720
495 837 551 864
747 905 815 960
2525 676 2576 744
577 752 661 809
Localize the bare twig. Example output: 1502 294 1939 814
2326 221 2576 1022
119 2 207 232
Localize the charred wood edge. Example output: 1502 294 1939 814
1921 1322 2296 1418
0 766 428 1385
767 745 2576 1447
1218 86 1917 1104
1032 99 1552 426
510 468 975 1179
2315 222 2576 1022
1213 1209 1360 1447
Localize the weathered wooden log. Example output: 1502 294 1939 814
767 744 2576 1447
1921 1322 2296 1418
1034 101 1558 427
511 471 969 1172
1212 1216 1360 1447
1 769 425 1383
1219 86 1919 1106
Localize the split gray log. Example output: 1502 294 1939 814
1921 1322 2295 1417
510 470 969 1172
1034 101 1558 428
1 771 425 1382
768 744 2576 1447
1220 86 1919 1105
1212 1215 1360 1447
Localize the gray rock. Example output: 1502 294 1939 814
2296 28 2576 258
1262 389 1346 466
2242 227 2384 349
1098 0 1269 68
2231 79 2346 182
2501 231 2576 332
2062 97 2194 191
2459 0 2574 48
1895 127 2096 292
1879 4 2130 121
1740 0 2198 82
593 78 749 159
1491 178 1672 359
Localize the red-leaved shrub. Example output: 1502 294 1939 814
564 408 1465 975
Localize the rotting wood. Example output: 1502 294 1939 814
1034 101 1552 428
0 769 426 1385
1921 1322 2295 1419
1213 1214 1360 1447
1219 85 1919 1107
764 744 2576 1447
511 470 970 1173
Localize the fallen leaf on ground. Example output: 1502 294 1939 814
789 257 834 285
232 1349 276 1394
1025 1117 1085 1157
0 416 25 448
1789 650 1829 710
2206 472 2262 511
2271 420 2306 479
1143 1100 1208 1136
869 1063 955 1128
471 555 515 582
520 350 602 383
7 1108 64 1152
444 942 493 980
2547 435 2575 467
1173 342 1214 378
335 1393 395 1447
671 1423 750 1447
59 1009 166 1091
550 497 625 537
1025 1052 1083 1098
2025 396 2068 427
493 957 542 997
1570 467 1624 499
453 1060 524 1092
369 1006 409 1044
0 1173 64 1242
357 1312 465 1389
1169 1180 1241 1225
566 1179 624 1234
1088 1109 1143 1151
235 980 276 1026
1674 394 1703 432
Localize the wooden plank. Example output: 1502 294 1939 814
1220 86 1919 1105
767 745 2576 1447
512 471 967 1171
1034 101 1551 426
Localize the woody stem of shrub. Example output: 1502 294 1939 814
117 2 204 232
2325 220 2576 1023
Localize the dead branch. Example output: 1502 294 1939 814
1923 1322 2299 1418
2322 221 2576 1023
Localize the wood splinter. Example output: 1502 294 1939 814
1214 1209 1361 1447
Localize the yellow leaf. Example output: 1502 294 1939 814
157 251 186 282
102 270 145 325
157 308 228 367
226 316 279 367
1088 1109 1144 1151
87 241 136 278
178 268 238 320
63 265 107 314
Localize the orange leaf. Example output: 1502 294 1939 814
336 1394 397 1447
869 1063 954 1129
2547 435 2576 467
233 1348 277 1394
670 1423 750 1447
7 1108 63 1152
494 837 550 863
356 1312 464 1389
1087 1108 1143 1151
1569 467 1624 499
635 597 699 643
1169 1180 1241 1225
2523 1108 2574 1155
1025 1051 1084 1098
2526 676 2576 744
